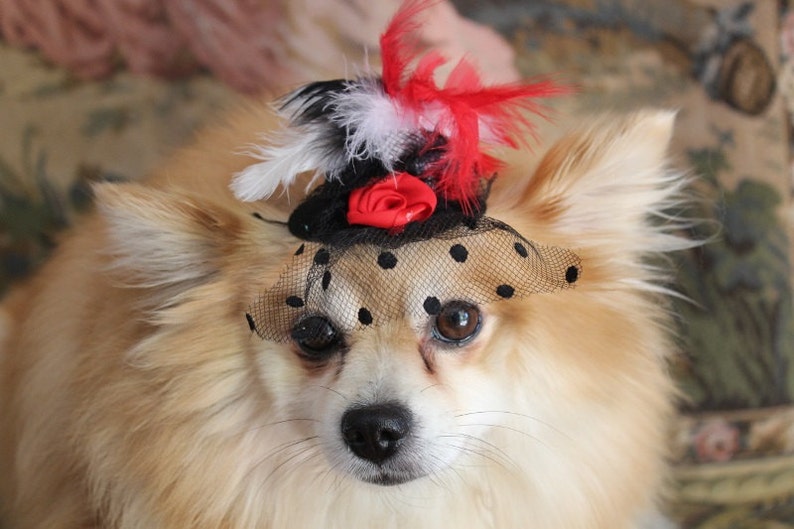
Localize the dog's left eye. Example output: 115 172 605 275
432 301 481 345
291 316 343 360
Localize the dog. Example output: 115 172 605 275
0 103 692 528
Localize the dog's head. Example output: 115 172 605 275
92 110 690 526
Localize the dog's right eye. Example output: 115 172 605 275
291 316 343 360
432 300 482 346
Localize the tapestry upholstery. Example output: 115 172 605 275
0 1 791 526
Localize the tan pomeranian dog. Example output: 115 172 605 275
0 99 693 528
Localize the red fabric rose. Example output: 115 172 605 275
347 173 437 230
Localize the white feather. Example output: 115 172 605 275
330 80 419 171
231 128 328 202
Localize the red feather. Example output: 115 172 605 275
379 0 431 97
378 0 572 211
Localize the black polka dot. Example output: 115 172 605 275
449 244 468 263
377 251 398 269
322 270 332 290
514 242 528 258
423 296 441 315
358 308 373 325
314 248 330 265
294 244 305 256
496 284 515 298
565 266 579 284
286 295 304 308
245 313 256 332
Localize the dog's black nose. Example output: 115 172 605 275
341 403 412 464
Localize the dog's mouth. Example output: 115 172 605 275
342 448 431 487
358 467 426 486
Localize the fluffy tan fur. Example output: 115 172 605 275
1 103 691 529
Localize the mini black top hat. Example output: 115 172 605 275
232 0 581 342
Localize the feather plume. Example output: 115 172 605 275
232 0 570 206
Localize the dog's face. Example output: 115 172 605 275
83 110 687 527
271 301 510 486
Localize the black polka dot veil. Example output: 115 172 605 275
246 216 581 342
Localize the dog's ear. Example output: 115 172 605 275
94 182 242 290
519 110 688 255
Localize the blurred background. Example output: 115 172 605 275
0 0 791 526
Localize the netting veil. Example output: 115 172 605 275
246 217 581 341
